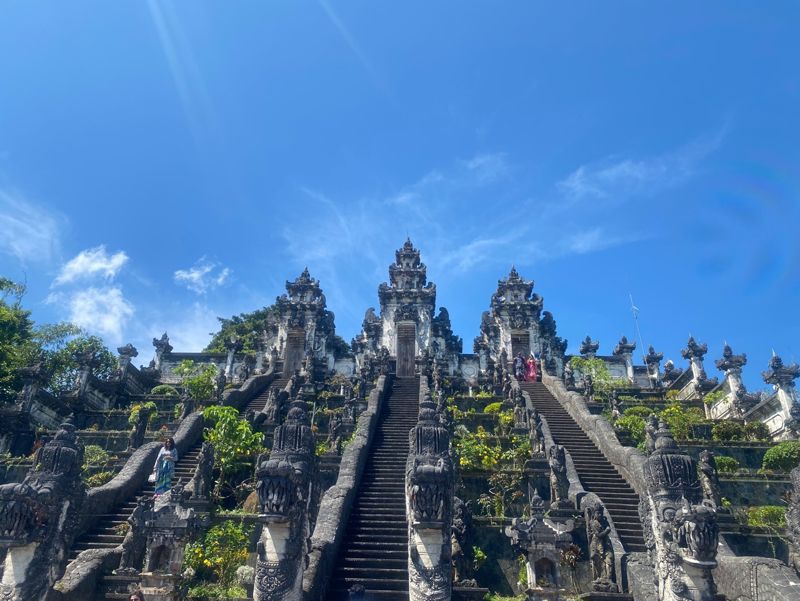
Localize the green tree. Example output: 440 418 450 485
0 278 35 404
568 356 629 402
202 405 263 499
204 305 280 353
174 360 217 401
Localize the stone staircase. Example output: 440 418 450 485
327 376 419 600
521 382 647 553
69 377 286 562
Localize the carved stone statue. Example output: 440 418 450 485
582 373 594 400
531 413 545 456
0 420 86 601
264 387 281 423
639 422 719 601
513 395 529 431
586 502 617 592
214 369 227 403
326 413 345 454
142 482 198 577
451 497 477 587
549 445 570 508
563 361 575 388
116 497 153 574
190 442 215 500
127 403 153 451
179 391 195 420
697 450 721 507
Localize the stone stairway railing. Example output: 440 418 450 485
49 368 280 601
302 374 392 601
514 379 630 595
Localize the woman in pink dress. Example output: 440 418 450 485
525 354 538 382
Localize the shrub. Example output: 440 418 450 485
744 421 770 441
202 405 264 499
615 415 646 446
746 505 786 529
703 390 727 406
659 404 704 441
623 406 655 418
665 390 681 401
128 401 157 427
762 441 800 472
85 470 115 487
82 444 111 468
184 520 251 588
484 402 503 414
454 426 500 471
475 390 493 399
712 420 746 442
174 360 217 401
150 384 178 396
714 456 739 474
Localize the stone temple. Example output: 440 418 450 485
1 239 800 601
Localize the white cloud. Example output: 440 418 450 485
459 152 510 184
174 258 231 294
558 129 725 201
0 190 62 264
54 245 129 286
53 286 135 344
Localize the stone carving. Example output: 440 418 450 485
0 420 86 601
326 413 345 454
531 411 545 456
682 337 719 395
762 354 800 436
786 462 800 574
645 345 664 386
214 369 227 403
582 373 594 401
152 332 173 370
639 422 719 601
586 502 617 592
451 497 477 587
563 361 575 388
548 445 570 508
117 343 139 373
513 395 529 431
697 450 720 507
505 490 575 592
580 336 599 357
264 387 282 424
189 442 215 500
127 402 154 451
253 397 316 601
406 394 453 601
116 497 152 574
179 391 195 420
662 360 683 387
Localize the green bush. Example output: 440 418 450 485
714 456 739 474
85 470 115 487
761 441 800 472
82 444 111 468
184 520 251 588
659 403 704 441
484 402 503 414
623 406 656 418
128 401 158 427
744 421 770 441
746 505 786 529
150 384 178 396
712 420 746 442
615 415 646 446
454 426 500 471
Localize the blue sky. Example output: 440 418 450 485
1 2 798 390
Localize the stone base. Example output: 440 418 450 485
103 573 141 596
453 585 489 601
140 572 182 601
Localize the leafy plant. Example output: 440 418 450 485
184 520 251 589
203 405 264 499
82 444 111 468
150 384 179 396
659 403 704 441
665 390 681 401
478 471 524 518
615 415 646 446
744 505 786 529
744 421 770 441
711 420 746 442
473 545 487 571
568 356 629 402
128 401 157 427
761 441 800 472
315 440 330 456
85 470 115 487
454 426 500 471
703 390 727 405
475 390 493 399
623 406 656 418
714 456 740 474
484 402 503 414
174 360 217 401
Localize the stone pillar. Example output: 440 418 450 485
73 348 97 397
644 346 664 389
613 336 636 383
253 398 316 601
406 395 453 601
640 422 719 600
152 332 173 371
255 337 266 375
762 354 800 436
140 483 199 601
0 420 86 601
579 335 599 358
117 343 138 372
225 336 243 378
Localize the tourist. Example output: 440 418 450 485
152 437 178 497
526 353 538 382
513 352 526 380
129 591 146 601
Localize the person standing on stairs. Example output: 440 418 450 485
152 437 178 497
514 352 526 380
525 353 538 382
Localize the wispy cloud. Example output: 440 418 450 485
49 286 134 344
159 302 219 352
53 245 128 286
0 190 62 265
558 128 726 201
174 258 231 294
